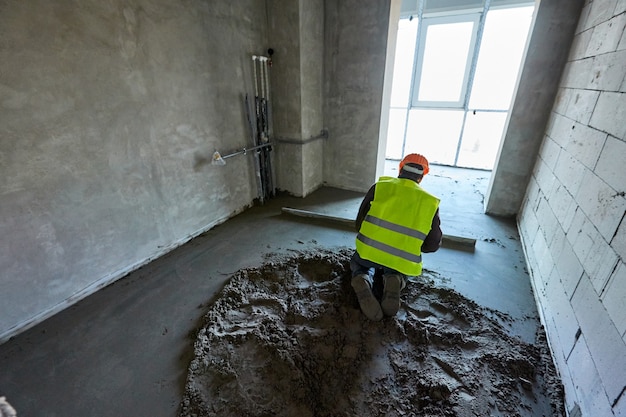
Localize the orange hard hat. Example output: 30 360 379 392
399 153 429 176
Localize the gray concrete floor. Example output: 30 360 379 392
0 165 541 417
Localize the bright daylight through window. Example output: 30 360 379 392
386 2 535 170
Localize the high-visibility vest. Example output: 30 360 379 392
356 176 440 276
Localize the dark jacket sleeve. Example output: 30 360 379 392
355 184 376 232
421 208 442 253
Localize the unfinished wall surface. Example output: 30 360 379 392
324 0 391 192
269 0 324 197
518 0 626 415
299 0 325 195
0 0 270 342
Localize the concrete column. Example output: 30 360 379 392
268 0 325 197
484 0 584 216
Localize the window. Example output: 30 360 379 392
412 14 479 107
386 2 535 170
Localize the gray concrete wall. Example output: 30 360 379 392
300 0 325 195
324 0 391 192
269 0 302 140
0 0 269 341
268 0 303 195
269 0 324 197
485 0 584 216
517 0 626 415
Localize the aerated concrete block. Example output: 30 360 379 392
536 197 560 248
548 185 576 232
519 204 540 249
534 228 555 279
555 235 584 298
601 261 626 336
585 236 620 294
561 58 595 90
552 88 572 115
549 225 568 260
571 276 626 403
553 151 586 197
596 135 626 191
570 214 597 263
612 216 626 260
536 281 577 413
576 167 626 241
567 206 588 240
567 334 616 417
564 88 600 125
585 13 626 56
564 122 607 170
522 176 542 215
619 22 626 52
535 158 558 196
547 112 575 149
614 390 626 417
588 51 626 92
583 0 620 31
591 91 625 138
568 28 594 60
539 136 562 171
544 268 580 356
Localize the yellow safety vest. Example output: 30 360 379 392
356 176 440 276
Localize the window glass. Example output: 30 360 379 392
456 111 508 169
386 3 535 170
469 6 534 109
417 20 474 103
390 18 419 108
385 109 408 160
404 109 464 165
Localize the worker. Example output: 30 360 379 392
350 153 442 320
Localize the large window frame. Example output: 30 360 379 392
411 13 481 109
387 1 535 169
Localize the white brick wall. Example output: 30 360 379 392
564 122 606 168
571 276 626 403
564 89 600 124
576 167 625 240
590 90 626 137
596 135 626 191
518 1 626 415
585 233 620 292
582 0 619 31
544 267 580 354
567 333 615 416
602 261 626 335
585 13 626 55
613 215 626 259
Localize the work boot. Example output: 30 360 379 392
351 274 383 321
381 274 405 316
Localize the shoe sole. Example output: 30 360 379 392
381 275 403 316
351 276 383 321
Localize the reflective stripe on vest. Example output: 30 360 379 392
356 233 422 264
355 177 439 276
363 214 428 241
